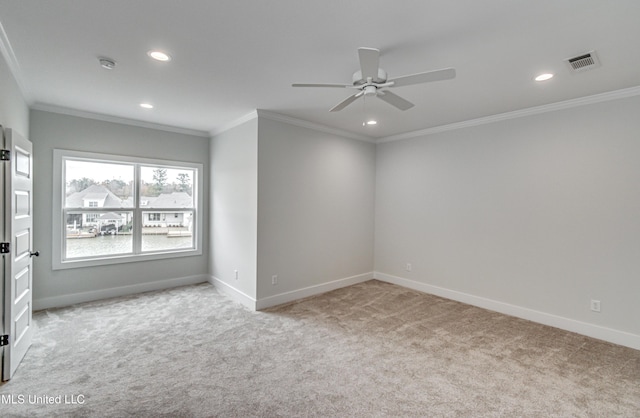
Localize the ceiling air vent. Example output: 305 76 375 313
565 50 600 73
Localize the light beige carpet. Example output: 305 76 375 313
1 280 638 417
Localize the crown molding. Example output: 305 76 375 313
210 110 376 143
378 86 640 143
0 20 33 103
256 110 376 143
209 110 258 137
31 103 210 138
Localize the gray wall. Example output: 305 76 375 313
375 95 640 338
209 115 376 307
256 118 376 300
30 110 210 307
209 118 258 300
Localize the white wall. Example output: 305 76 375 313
0 54 29 139
256 117 375 306
375 95 640 348
209 118 258 304
30 110 210 308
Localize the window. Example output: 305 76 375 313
85 213 99 223
53 150 203 269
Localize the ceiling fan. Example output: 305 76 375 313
292 47 456 112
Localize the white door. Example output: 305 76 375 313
2 127 35 381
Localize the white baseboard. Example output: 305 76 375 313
33 274 209 311
255 272 373 310
374 272 640 351
208 275 257 310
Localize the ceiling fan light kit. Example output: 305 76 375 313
293 47 456 112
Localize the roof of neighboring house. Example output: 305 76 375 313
146 192 193 208
99 212 124 220
66 184 131 208
139 196 157 206
82 192 108 201
68 185 193 209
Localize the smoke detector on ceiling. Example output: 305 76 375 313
98 57 116 70
564 50 600 73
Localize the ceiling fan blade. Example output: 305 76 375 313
389 67 456 87
292 83 351 88
329 91 364 112
358 47 380 80
377 90 414 111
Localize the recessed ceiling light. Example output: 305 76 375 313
366 120 377 125
139 103 154 109
147 50 171 62
535 73 554 82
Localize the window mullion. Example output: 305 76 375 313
133 164 142 255
62 208 68 261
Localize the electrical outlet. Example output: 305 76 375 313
590 299 601 313
234 270 238 280
272 275 278 285
406 263 412 272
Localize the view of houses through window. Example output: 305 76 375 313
63 158 196 260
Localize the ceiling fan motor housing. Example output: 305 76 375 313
353 69 387 85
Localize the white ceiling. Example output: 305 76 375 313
1 0 639 139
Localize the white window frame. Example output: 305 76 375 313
53 149 203 270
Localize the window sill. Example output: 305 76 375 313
52 248 203 270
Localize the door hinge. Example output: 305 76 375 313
0 242 9 254
0 149 9 161
0 335 8 347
